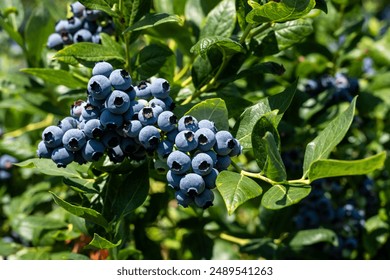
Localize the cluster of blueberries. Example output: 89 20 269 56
0 154 17 181
37 61 242 209
293 179 367 257
47 1 114 50
303 73 359 104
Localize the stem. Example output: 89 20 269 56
240 170 276 185
219 233 250 246
239 23 254 45
3 114 54 138
247 22 272 41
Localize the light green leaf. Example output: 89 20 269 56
124 13 182 32
191 36 244 59
272 19 314 50
200 0 236 38
216 171 263 215
51 192 109 230
85 233 121 249
303 97 357 178
185 98 229 131
78 0 117 17
307 152 387 182
20 68 86 89
15 159 85 178
261 184 311 210
262 132 287 182
246 0 316 24
290 229 338 247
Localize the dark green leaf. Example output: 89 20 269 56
314 0 328 13
124 13 182 32
236 0 251 31
261 184 311 210
307 152 387 182
20 68 86 89
191 48 221 90
262 132 287 182
51 192 109 230
191 36 244 59
100 33 125 57
216 171 263 215
78 0 117 17
303 97 357 178
236 62 286 79
63 177 100 194
200 0 236 38
289 229 338 247
85 233 121 249
246 0 316 24
135 44 174 78
185 98 229 131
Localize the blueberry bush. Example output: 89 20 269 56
0 0 389 260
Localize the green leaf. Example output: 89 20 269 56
314 0 328 13
200 0 236 38
135 44 174 78
63 177 100 194
261 184 311 210
216 171 263 215
124 13 182 32
15 159 85 178
307 152 387 182
53 43 125 66
0 15 24 47
289 229 338 247
262 132 287 182
20 68 86 89
85 233 121 250
251 114 280 171
100 33 125 57
236 62 286 79
51 192 109 230
236 0 251 31
302 97 357 178
235 80 297 149
185 98 229 131
78 0 117 17
246 0 316 24
191 36 244 59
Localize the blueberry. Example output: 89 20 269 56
194 128 216 151
166 170 183 190
37 141 53 159
73 29 92 43
138 106 158 125
92 61 114 78
0 155 17 170
51 147 75 168
58 117 79 133
42 125 64 148
66 17 83 34
107 145 125 163
198 119 217 133
229 139 242 157
105 90 131 114
214 131 235 156
87 75 112 100
130 99 148 116
191 152 214 176
215 155 231 171
135 81 152 99
85 9 102 22
175 190 193 208
91 34 101 44
70 100 87 118
82 139 105 161
149 98 167 111
166 128 179 142
167 150 191 174
138 125 160 150
125 86 137 100
157 111 177 132
109 69 132 91
81 103 100 120
55 20 68 33
83 20 99 34
123 120 143 138
47 33 64 50
62 128 87 152
150 78 170 99
100 109 124 129
194 188 214 209
157 140 174 159
86 95 104 109
0 170 11 180
122 106 135 123
203 168 219 189
179 173 205 197
175 130 198 152
70 1 85 17
101 130 121 148
61 32 73 45
178 115 199 132
161 96 175 111
120 137 137 154
83 119 104 139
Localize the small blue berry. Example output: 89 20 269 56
150 78 170 99
42 126 64 148
109 69 132 90
167 151 191 174
138 125 160 150
175 130 198 152
92 61 113 77
178 115 199 132
62 128 87 152
179 173 205 197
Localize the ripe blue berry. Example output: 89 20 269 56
47 33 64 50
81 103 100 121
70 1 85 17
51 147 75 168
55 20 68 33
157 140 174 159
123 120 143 138
149 98 167 111
100 109 123 129
178 115 199 132
130 99 148 116
138 125 160 150
166 170 183 190
82 139 105 161
166 129 179 143
107 145 125 163
120 138 137 154
167 151 191 174
203 168 219 189
87 75 111 100
83 119 104 138
138 107 157 125
101 131 121 148
157 111 177 132
73 29 92 43
198 119 217 133
58 117 79 133
150 78 170 99
175 190 193 208
175 130 198 152
214 131 235 156
194 128 216 151
66 17 82 34
42 126 64 148
109 69 132 90
135 81 152 99
194 188 214 209
229 139 242 157
62 128 87 152
216 155 231 171
191 153 214 176
92 61 113 78
179 173 205 197
85 9 102 22
105 90 131 114
37 141 53 159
